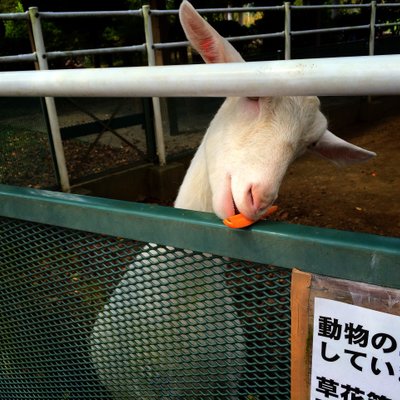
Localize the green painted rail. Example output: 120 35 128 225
0 184 399 289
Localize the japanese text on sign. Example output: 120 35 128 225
310 298 400 400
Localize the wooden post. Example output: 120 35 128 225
149 0 165 66
291 269 312 400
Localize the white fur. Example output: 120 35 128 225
175 0 376 220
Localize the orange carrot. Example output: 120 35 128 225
223 205 278 229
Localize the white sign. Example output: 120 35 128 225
310 298 400 400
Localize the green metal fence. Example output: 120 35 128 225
0 184 399 399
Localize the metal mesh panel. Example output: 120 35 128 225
0 216 291 399
56 97 151 182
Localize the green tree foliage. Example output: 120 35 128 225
3 1 27 40
0 0 19 13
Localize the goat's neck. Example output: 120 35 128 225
174 140 213 212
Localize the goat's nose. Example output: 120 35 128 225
245 184 277 219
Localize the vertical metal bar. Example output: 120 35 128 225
368 1 377 104
26 12 62 187
284 2 291 60
39 98 62 186
28 7 70 192
369 1 376 56
143 6 156 67
143 5 167 166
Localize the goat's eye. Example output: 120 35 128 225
247 97 259 102
309 141 318 148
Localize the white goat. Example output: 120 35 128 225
91 2 375 398
175 1 375 221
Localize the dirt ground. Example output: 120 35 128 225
272 114 399 238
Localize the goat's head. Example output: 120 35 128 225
177 1 376 221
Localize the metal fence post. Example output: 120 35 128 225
284 2 291 60
28 7 70 192
368 1 377 104
369 1 377 56
142 5 166 166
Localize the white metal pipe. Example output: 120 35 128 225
377 3 400 8
29 7 70 193
375 22 400 28
39 10 142 18
0 12 29 20
0 54 36 63
292 4 371 10
284 2 291 60
292 24 369 37
1 55 399 98
143 4 166 166
150 6 284 15
152 31 286 51
369 1 376 56
46 44 146 60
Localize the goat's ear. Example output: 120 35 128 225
179 0 244 64
308 130 376 167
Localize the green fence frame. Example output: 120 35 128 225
0 184 399 399
0 184 399 289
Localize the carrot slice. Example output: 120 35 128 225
223 205 278 229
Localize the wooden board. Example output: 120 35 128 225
291 269 400 400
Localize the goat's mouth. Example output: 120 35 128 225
232 196 240 215
229 188 278 221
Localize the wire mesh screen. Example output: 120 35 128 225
56 97 152 182
0 216 291 399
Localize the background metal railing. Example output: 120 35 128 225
0 1 399 191
3 2 399 64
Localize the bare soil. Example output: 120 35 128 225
273 114 399 237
